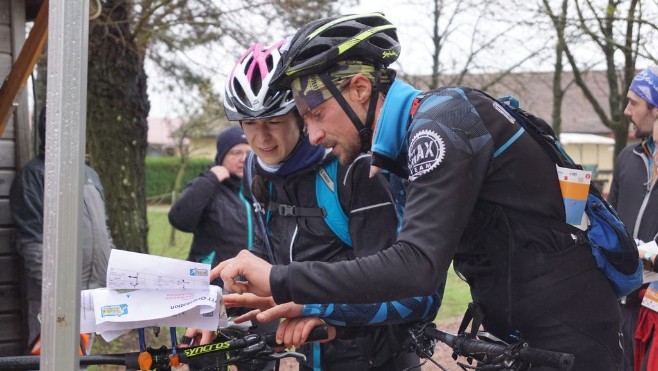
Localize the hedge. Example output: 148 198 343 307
146 157 212 203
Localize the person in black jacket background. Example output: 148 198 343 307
168 125 251 268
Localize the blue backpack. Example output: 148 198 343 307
492 95 642 298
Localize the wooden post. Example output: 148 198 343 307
0 0 47 134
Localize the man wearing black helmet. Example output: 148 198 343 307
213 12 623 370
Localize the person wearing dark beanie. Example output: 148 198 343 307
214 125 249 166
169 125 251 267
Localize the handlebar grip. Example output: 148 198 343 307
305 325 329 342
517 346 574 370
436 330 574 370
0 354 129 370
0 355 39 370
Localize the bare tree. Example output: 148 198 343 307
87 0 150 252
400 0 545 92
428 0 465 89
542 0 652 158
543 0 571 136
84 0 354 253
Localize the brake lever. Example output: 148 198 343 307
476 331 508 345
227 348 307 366
267 350 307 362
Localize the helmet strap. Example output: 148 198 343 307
363 69 382 152
319 72 373 152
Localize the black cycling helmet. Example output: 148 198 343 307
270 12 400 90
270 13 400 153
224 40 296 121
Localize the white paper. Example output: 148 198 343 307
81 250 226 340
107 249 211 290
93 286 219 321
80 288 98 333
95 329 130 342
82 288 225 340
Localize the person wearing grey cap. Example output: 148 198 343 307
609 65 658 371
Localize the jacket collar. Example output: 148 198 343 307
371 80 423 174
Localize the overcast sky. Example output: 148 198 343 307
146 1 655 118
147 0 528 117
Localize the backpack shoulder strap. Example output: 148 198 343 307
243 152 256 200
244 152 277 264
487 93 576 169
316 158 353 247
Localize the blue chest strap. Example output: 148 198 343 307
316 158 352 247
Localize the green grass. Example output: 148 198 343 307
435 267 472 323
147 206 193 260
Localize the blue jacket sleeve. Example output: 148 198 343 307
301 292 441 326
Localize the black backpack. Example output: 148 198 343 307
490 94 642 298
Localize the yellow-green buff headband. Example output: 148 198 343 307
291 61 389 115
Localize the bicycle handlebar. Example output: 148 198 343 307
426 326 574 370
0 354 129 369
0 325 329 370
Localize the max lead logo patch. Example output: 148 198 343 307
408 129 446 181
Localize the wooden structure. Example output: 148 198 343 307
0 0 42 356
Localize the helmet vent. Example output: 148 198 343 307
322 25 360 38
368 36 394 49
250 67 263 96
224 40 297 120
233 82 248 108
296 45 331 62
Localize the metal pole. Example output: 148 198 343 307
41 0 89 369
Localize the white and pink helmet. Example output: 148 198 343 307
224 40 296 121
